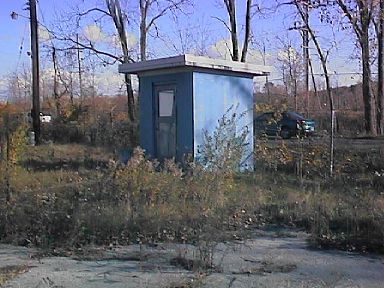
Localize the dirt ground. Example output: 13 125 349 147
1 229 383 288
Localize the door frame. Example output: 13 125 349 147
153 84 177 159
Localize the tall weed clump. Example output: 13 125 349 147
0 108 259 248
198 108 250 173
307 188 384 253
112 147 239 245
0 146 241 248
87 110 252 245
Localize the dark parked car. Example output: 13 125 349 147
254 111 315 139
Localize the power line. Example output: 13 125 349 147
15 23 28 74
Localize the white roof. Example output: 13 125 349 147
119 54 271 76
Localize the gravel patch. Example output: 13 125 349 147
1 230 383 288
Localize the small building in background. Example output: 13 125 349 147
39 112 52 123
25 112 52 124
119 54 269 169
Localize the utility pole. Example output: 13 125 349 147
262 43 271 102
29 0 40 145
303 0 310 118
288 1 310 115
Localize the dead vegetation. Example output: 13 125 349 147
0 265 31 286
233 260 297 275
0 120 384 259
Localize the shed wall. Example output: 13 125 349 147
193 72 254 169
139 72 193 160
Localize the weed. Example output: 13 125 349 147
0 135 383 256
0 265 30 286
197 106 251 172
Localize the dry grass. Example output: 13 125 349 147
0 265 30 286
0 142 383 255
233 261 297 275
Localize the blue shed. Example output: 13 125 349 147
119 54 269 169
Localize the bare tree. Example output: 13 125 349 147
293 1 335 177
336 0 377 135
218 0 253 62
373 0 384 134
52 46 68 116
162 17 214 56
106 0 135 123
379 0 384 134
241 0 252 62
276 37 302 110
139 0 192 61
51 0 192 124
252 37 271 101
51 1 136 123
224 0 239 61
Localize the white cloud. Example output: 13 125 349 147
126 33 138 48
95 69 123 93
277 47 300 62
83 24 138 50
209 39 273 66
209 39 233 60
93 68 138 95
0 77 9 102
84 24 107 42
247 49 272 65
38 26 52 42
109 33 138 49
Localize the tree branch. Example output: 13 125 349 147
212 16 232 32
53 35 135 63
78 7 111 17
241 0 252 62
146 0 188 31
336 0 363 39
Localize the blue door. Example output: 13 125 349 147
155 85 176 159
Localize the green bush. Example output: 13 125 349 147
197 107 250 172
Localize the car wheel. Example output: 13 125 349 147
280 127 291 139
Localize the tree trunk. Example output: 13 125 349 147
4 110 11 202
125 73 135 123
140 0 147 61
336 0 376 135
106 0 136 123
52 47 62 117
361 30 376 135
294 0 334 177
76 34 83 104
323 67 334 177
377 0 384 134
225 0 239 61
309 56 320 109
140 25 147 61
240 0 252 62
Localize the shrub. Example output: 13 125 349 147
197 107 250 172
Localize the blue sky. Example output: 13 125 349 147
1 0 30 77
0 0 361 102
0 1 299 73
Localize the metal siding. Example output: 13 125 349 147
193 72 254 169
139 72 193 161
139 77 155 157
176 72 194 160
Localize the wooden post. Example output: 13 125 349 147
29 0 41 145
